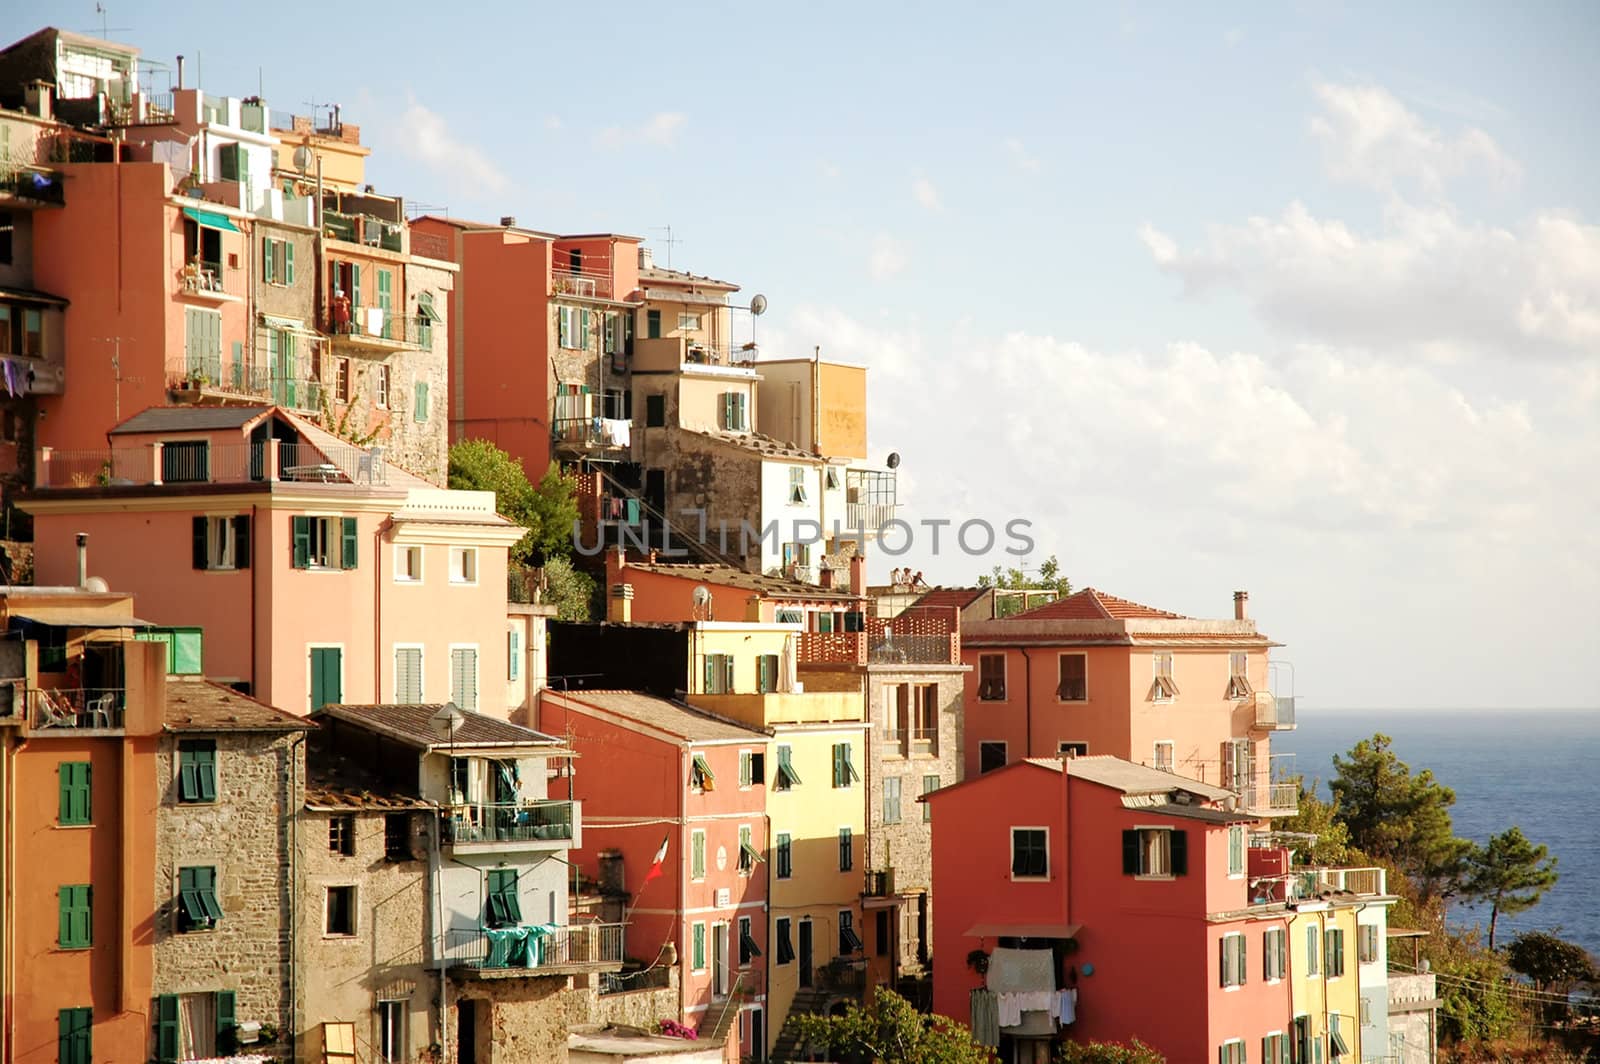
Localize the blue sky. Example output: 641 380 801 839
13 1 1599 708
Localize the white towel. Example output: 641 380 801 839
1058 989 1076 1024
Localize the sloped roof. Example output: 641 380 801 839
163 678 313 733
1012 588 1187 621
639 264 739 290
624 560 860 601
109 406 271 435
912 587 988 611
681 428 824 463
1065 755 1232 801
315 703 565 751
550 690 770 743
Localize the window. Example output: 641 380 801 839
192 515 249 571
1152 652 1178 700
788 465 808 504
1059 742 1088 758
486 869 520 927
184 307 221 378
0 212 12 266
876 910 890 956
385 814 412 862
325 885 356 935
1122 827 1188 877
647 309 662 338
1057 653 1087 700
449 547 478 584
329 815 356 856
775 917 795 963
1153 740 1175 772
1306 924 1320 976
336 357 350 402
291 516 357 570
678 312 701 331
450 646 478 710
923 774 939 821
1330 1013 1351 1059
1263 1033 1289 1064
59 761 92 825
1010 825 1050 879
178 740 218 803
774 745 800 790
979 741 1007 774
691 754 715 792
321 1021 356 1064
839 910 863 953
721 391 749 431
704 653 735 694
57 884 92 948
691 922 707 971
508 628 521 682
838 827 853 871
1228 651 1253 699
374 364 390 408
1264 928 1287 981
1325 928 1346 977
1294 1017 1313 1064
739 750 765 788
978 654 1006 700
377 999 404 1063
738 825 762 873
831 743 859 788
557 306 590 349
691 830 707 880
1359 997 1371 1026
1358 923 1380 964
757 653 780 694
58 1006 92 1064
262 236 295 285
645 393 666 426
883 777 902 824
136 627 205 677
395 546 422 583
775 832 793 879
1229 825 1245 876
825 466 842 490
413 378 430 422
1220 932 1247 987
1219 1040 1246 1064
177 866 223 932
162 440 210 483
738 916 761 965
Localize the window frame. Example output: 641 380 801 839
775 917 794 964
738 915 761 967
394 544 423 583
1264 927 1287 982
831 742 860 788
691 921 707 972
448 644 479 711
923 773 939 822
1220 931 1247 988
58 761 92 826
1306 924 1321 976
978 653 1007 701
324 885 357 937
1326 927 1346 978
838 909 863 954
882 776 902 824
176 865 223 933
1058 741 1089 758
393 643 424 704
1228 651 1253 699
1151 651 1177 701
1123 826 1186 879
384 813 412 863
329 814 357 857
1228 825 1246 877
1056 652 1088 701
775 832 793 879
448 546 479 586
1010 826 1049 880
58 883 93 948
1153 739 1175 773
837 826 853 872
978 740 1008 774
177 740 219 804
691 829 707 881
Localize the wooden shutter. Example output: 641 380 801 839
193 516 209 569
580 308 590 347
452 648 478 709
215 989 237 1054
832 744 843 787
1237 934 1247 984
1122 830 1139 875
155 995 180 1063
232 515 250 568
414 380 429 422
292 515 310 568
60 762 91 824
340 517 358 569
508 629 520 681
1170 830 1188 876
285 240 295 284
1220 937 1230 987
262 236 275 283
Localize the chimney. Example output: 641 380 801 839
639 246 654 269
76 532 89 589
176 55 185 90
608 583 634 624
24 81 52 120
1234 590 1249 620
849 554 866 597
818 565 835 590
500 216 516 228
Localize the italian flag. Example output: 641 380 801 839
641 835 670 887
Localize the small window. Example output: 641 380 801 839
756 653 780 694
162 440 210 484
922 774 939 822
1011 828 1048 879
395 546 422 582
830 743 860 788
384 813 412 862
1057 653 1087 701
979 741 1007 774
57 1006 92 1064
1220 932 1247 987
449 646 478 710
678 312 701 331
646 309 661 339
788 465 808 504
1358 923 1380 964
192 515 249 571
738 915 761 966
508 628 521 682
1122 827 1187 877
57 884 92 948
1228 651 1253 699
1228 825 1245 876
1326 928 1346 977
1219 1040 1246 1064
1263 1033 1289 1064
691 754 715 792
739 750 765 788
839 909 863 953
883 777 902 824
774 745 800 790
378 999 405 1063
1264 928 1287 981
704 653 735 694
291 516 357 570
738 825 762 874
775 832 793 879
645 393 666 427
374 364 390 408
336 358 351 402
177 866 223 932
329 815 356 856
1058 742 1088 758
325 886 356 936
414 379 430 423
691 922 707 971
177 740 218 803
825 466 841 490
449 547 478 585
485 869 521 927
1153 740 1175 773
978 654 1006 701
394 646 423 703
775 917 794 963
837 827 853 872
58 761 92 825
1151 652 1177 701
1306 924 1320 976
691 829 707 880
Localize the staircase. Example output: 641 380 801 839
574 465 747 572
770 987 832 1063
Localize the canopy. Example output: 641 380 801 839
183 206 240 232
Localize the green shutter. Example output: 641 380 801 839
508 629 520 681
219 142 240 181
414 380 429 422
261 236 274 283
215 989 237 1054
196 746 217 802
58 885 91 948
312 647 342 710
292 515 310 568
285 240 295 284
156 994 180 1063
59 762 91 825
351 264 361 307
59 1007 92 1064
832 744 843 788
340 516 358 569
580 308 590 347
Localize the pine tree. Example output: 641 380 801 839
1462 827 1559 950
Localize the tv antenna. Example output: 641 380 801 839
81 4 132 40
748 293 767 347
94 337 142 423
651 225 682 269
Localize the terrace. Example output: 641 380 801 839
442 798 578 853
438 922 624 977
36 438 388 489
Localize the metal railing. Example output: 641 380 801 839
163 358 325 410
30 688 126 730
863 868 896 897
0 166 66 206
846 501 899 532
551 416 631 451
1313 866 1387 896
600 965 672 995
325 309 426 347
323 210 404 252
179 261 243 298
35 441 386 488
439 922 623 971
868 633 955 665
443 800 575 845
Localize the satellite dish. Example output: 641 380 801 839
886 452 901 470
293 145 313 174
749 294 768 316
692 585 713 621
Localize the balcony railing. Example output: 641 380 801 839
323 210 404 252
868 633 955 665
1312 866 1387 896
551 416 631 454
178 260 243 300
443 800 575 846
35 441 388 488
0 166 66 207
164 358 325 411
863 869 896 897
30 687 126 731
846 502 899 533
439 922 623 972
1249 692 1297 731
325 309 426 349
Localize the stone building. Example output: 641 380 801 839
153 678 312 1060
249 215 321 415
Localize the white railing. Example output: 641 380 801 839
438 922 623 971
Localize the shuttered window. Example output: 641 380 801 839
58 884 92 948
450 647 478 710
757 653 779 693
485 869 521 927
508 629 520 682
978 654 1006 700
59 761 91 825
177 866 223 932
775 833 792 879
414 379 430 422
831 743 859 788
310 648 342 711
394 647 423 703
774 744 800 789
775 918 794 963
691 830 707 879
58 1007 92 1064
1220 932 1247 987
178 740 218 803
704 653 734 694
837 827 853 872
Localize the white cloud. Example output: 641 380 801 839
1223 26 1245 47
393 96 511 196
912 177 941 211
594 111 687 149
544 115 563 131
867 234 908 280
821 161 841 179
1004 138 1041 174
1309 81 1521 193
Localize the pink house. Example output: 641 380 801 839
540 690 770 1058
925 756 1293 1064
23 404 526 716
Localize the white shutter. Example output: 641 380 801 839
395 647 422 703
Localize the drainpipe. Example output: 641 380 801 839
286 731 305 1062
810 347 821 455
249 506 258 697
76 531 88 588
1020 648 1033 758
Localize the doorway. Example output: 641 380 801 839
798 919 814 989
456 1000 477 1064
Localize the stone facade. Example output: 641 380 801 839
631 428 762 568
448 972 570 1064
154 731 304 1059
297 804 436 1064
390 257 454 484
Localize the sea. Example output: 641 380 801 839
1280 708 1600 956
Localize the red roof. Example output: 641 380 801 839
1010 587 1187 621
913 587 987 610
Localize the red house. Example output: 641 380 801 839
925 756 1293 1064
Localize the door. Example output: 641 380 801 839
377 269 393 337
310 647 342 711
749 1008 764 1062
798 919 814 988
457 1000 477 1064
644 469 666 515
712 922 729 997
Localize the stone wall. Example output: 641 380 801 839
449 971 570 1064
387 258 454 484
634 428 762 570
154 731 303 1059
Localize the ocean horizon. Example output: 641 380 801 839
1280 706 1600 956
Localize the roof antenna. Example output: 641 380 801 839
651 225 681 269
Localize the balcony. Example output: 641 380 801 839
1248 692 1297 732
29 687 126 732
325 309 426 353
164 358 325 412
796 607 961 668
442 799 578 852
884 727 939 759
439 922 623 977
323 210 404 253
552 272 618 301
0 166 66 208
844 469 899 535
863 868 897 898
1241 779 1300 817
632 337 758 374
177 260 244 302
551 416 632 459
36 440 388 489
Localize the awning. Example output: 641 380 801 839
260 313 306 330
0 285 69 307
965 921 1081 940
11 613 153 629
183 206 240 232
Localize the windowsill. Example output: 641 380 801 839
449 580 479 587
204 564 239 572
55 944 92 951
1134 873 1175 881
1224 984 1242 993
1055 698 1088 704
978 697 1007 703
394 576 423 585
1010 875 1050 883
177 800 219 807
1228 873 1245 880
323 932 358 940
54 823 93 830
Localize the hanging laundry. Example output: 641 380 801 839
969 989 1000 1047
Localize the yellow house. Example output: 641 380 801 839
684 622 870 1057
1289 902 1363 1063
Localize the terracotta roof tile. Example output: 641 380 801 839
683 429 824 462
316 703 563 750
1010 587 1188 621
912 587 988 610
547 690 769 742
163 678 313 732
626 560 861 601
